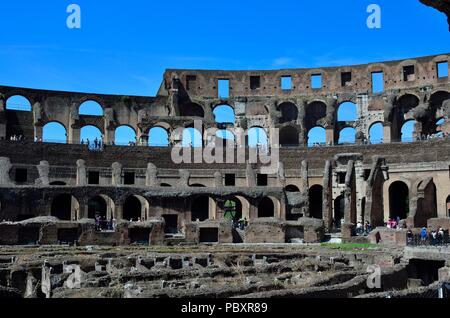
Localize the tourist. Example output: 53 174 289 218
420 227 428 244
356 221 364 235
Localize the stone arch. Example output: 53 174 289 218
401 119 418 142
305 101 327 131
278 102 299 123
213 104 235 124
279 125 300 147
368 122 384 144
257 197 280 218
148 126 170 147
446 195 450 217
179 102 205 118
43 121 67 143
79 100 104 116
285 185 300 192
6 95 32 111
337 101 358 122
307 126 326 147
334 195 345 229
222 196 249 221
51 194 79 221
391 94 420 141
81 125 103 144
191 195 213 221
115 125 137 146
309 185 323 220
338 127 356 144
389 181 410 220
248 126 269 148
87 195 115 220
123 195 150 221
182 127 203 147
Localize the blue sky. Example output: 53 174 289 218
1 0 449 144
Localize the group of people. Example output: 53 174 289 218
9 135 24 141
81 137 104 150
233 218 249 231
407 227 448 246
386 217 403 229
94 215 115 232
416 132 449 141
356 221 372 236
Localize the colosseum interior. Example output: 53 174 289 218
1 53 450 299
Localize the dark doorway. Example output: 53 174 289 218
163 215 178 234
309 185 323 219
334 195 345 229
129 228 150 245
258 197 275 218
389 181 409 220
199 228 219 243
408 259 445 286
18 227 40 245
51 194 73 221
191 196 210 221
88 196 107 219
447 196 450 216
123 196 142 221
57 228 79 245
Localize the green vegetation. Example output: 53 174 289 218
320 243 377 250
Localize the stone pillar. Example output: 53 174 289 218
214 171 223 187
383 124 391 144
322 160 333 232
115 203 123 220
0 98 6 140
105 129 115 145
326 127 335 146
301 160 310 217
34 125 43 142
76 160 87 186
0 157 12 185
111 162 122 186
70 127 81 144
178 169 190 187
246 163 256 187
146 163 158 186
36 161 50 185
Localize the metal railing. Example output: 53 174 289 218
406 232 450 247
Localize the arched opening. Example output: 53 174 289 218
307 126 326 147
279 126 299 147
88 196 107 219
309 185 323 220
213 104 235 124
334 195 345 229
436 118 445 136
123 196 143 221
51 194 78 221
285 185 300 192
369 122 384 144
392 94 420 141
248 127 268 148
79 100 103 116
337 102 358 122
6 95 32 111
148 127 170 147
429 91 450 133
447 196 450 217
279 102 299 123
223 198 243 222
160 183 172 187
191 196 210 222
115 126 136 146
389 181 409 220
43 122 67 144
80 125 102 145
258 197 275 218
215 130 236 147
338 127 356 144
182 127 203 148
180 103 204 118
401 120 418 142
305 101 327 132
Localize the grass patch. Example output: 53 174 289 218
320 243 377 250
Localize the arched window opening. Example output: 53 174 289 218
214 105 235 124
401 120 417 143
79 100 103 116
248 127 268 148
81 126 103 146
369 122 384 144
279 102 299 124
258 197 275 218
191 196 210 222
87 196 107 220
115 126 136 146
308 127 326 147
43 122 67 144
285 185 300 192
389 181 409 220
148 127 170 147
337 102 358 122
123 196 143 221
182 127 202 148
338 127 356 145
6 95 32 112
51 194 78 221
180 103 204 118
279 126 299 147
223 198 243 222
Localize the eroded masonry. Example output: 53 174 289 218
0 54 449 247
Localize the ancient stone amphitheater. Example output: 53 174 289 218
0 53 450 298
